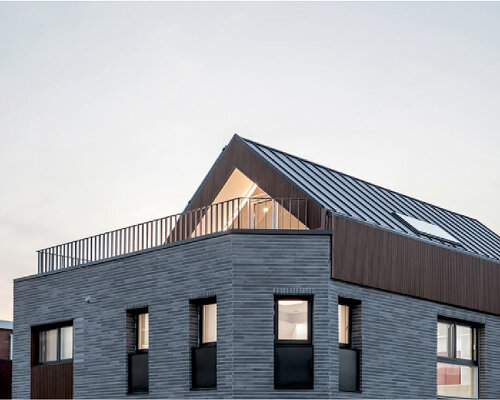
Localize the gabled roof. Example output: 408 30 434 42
241 136 500 262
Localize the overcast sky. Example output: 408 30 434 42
1 2 499 321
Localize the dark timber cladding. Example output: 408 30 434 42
31 363 73 399
184 135 324 229
332 216 500 316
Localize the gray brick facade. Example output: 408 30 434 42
13 232 500 398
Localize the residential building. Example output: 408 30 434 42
0 320 13 399
13 135 500 399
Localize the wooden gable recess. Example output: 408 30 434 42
332 216 500 316
186 135 500 316
184 135 324 229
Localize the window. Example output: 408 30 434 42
192 298 217 389
437 320 478 398
128 309 149 394
274 296 313 389
201 303 217 344
276 299 310 342
338 304 350 346
137 313 149 350
338 299 361 392
36 323 73 364
395 213 460 244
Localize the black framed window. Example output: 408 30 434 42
338 304 350 347
128 308 149 394
275 297 312 344
192 298 217 389
437 319 478 398
274 295 313 389
200 302 217 345
137 312 149 351
36 322 73 364
338 298 361 392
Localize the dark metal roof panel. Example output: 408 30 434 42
242 137 500 262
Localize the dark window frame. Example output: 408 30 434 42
131 308 149 354
274 295 314 390
198 298 217 347
437 317 480 398
338 297 361 393
437 318 478 367
128 307 149 395
338 300 352 349
190 296 217 390
33 321 73 366
274 295 313 345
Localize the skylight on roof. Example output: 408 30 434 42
395 213 460 244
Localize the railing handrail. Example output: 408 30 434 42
37 197 309 274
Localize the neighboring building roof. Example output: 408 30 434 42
0 320 13 330
241 136 500 262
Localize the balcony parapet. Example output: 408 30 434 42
37 197 312 274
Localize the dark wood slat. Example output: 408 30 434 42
31 363 73 399
184 135 323 229
332 216 500 315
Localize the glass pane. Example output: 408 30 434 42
338 304 350 345
60 326 73 360
39 329 58 363
437 363 478 398
202 303 217 343
437 322 452 357
277 299 308 341
456 325 474 360
138 313 149 350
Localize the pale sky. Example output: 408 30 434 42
1 2 499 321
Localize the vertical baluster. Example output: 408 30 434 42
237 198 240 229
304 199 307 228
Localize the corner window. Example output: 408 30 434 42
36 323 73 364
437 320 478 398
128 309 149 394
274 296 313 389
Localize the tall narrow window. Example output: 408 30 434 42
274 296 313 389
36 323 73 364
137 313 149 350
192 298 217 389
338 298 361 392
128 309 149 394
338 304 350 346
437 319 478 398
201 303 217 344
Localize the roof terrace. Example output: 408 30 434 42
36 197 323 274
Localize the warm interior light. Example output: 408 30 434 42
279 300 304 306
263 207 269 213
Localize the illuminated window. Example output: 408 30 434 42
277 299 310 341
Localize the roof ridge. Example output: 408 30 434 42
240 135 481 223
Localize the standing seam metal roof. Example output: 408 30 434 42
241 136 500 263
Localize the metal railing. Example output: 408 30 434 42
37 197 308 274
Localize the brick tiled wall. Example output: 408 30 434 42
13 232 500 398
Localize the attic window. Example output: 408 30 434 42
395 213 460 244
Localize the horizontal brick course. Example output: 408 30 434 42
13 232 500 398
